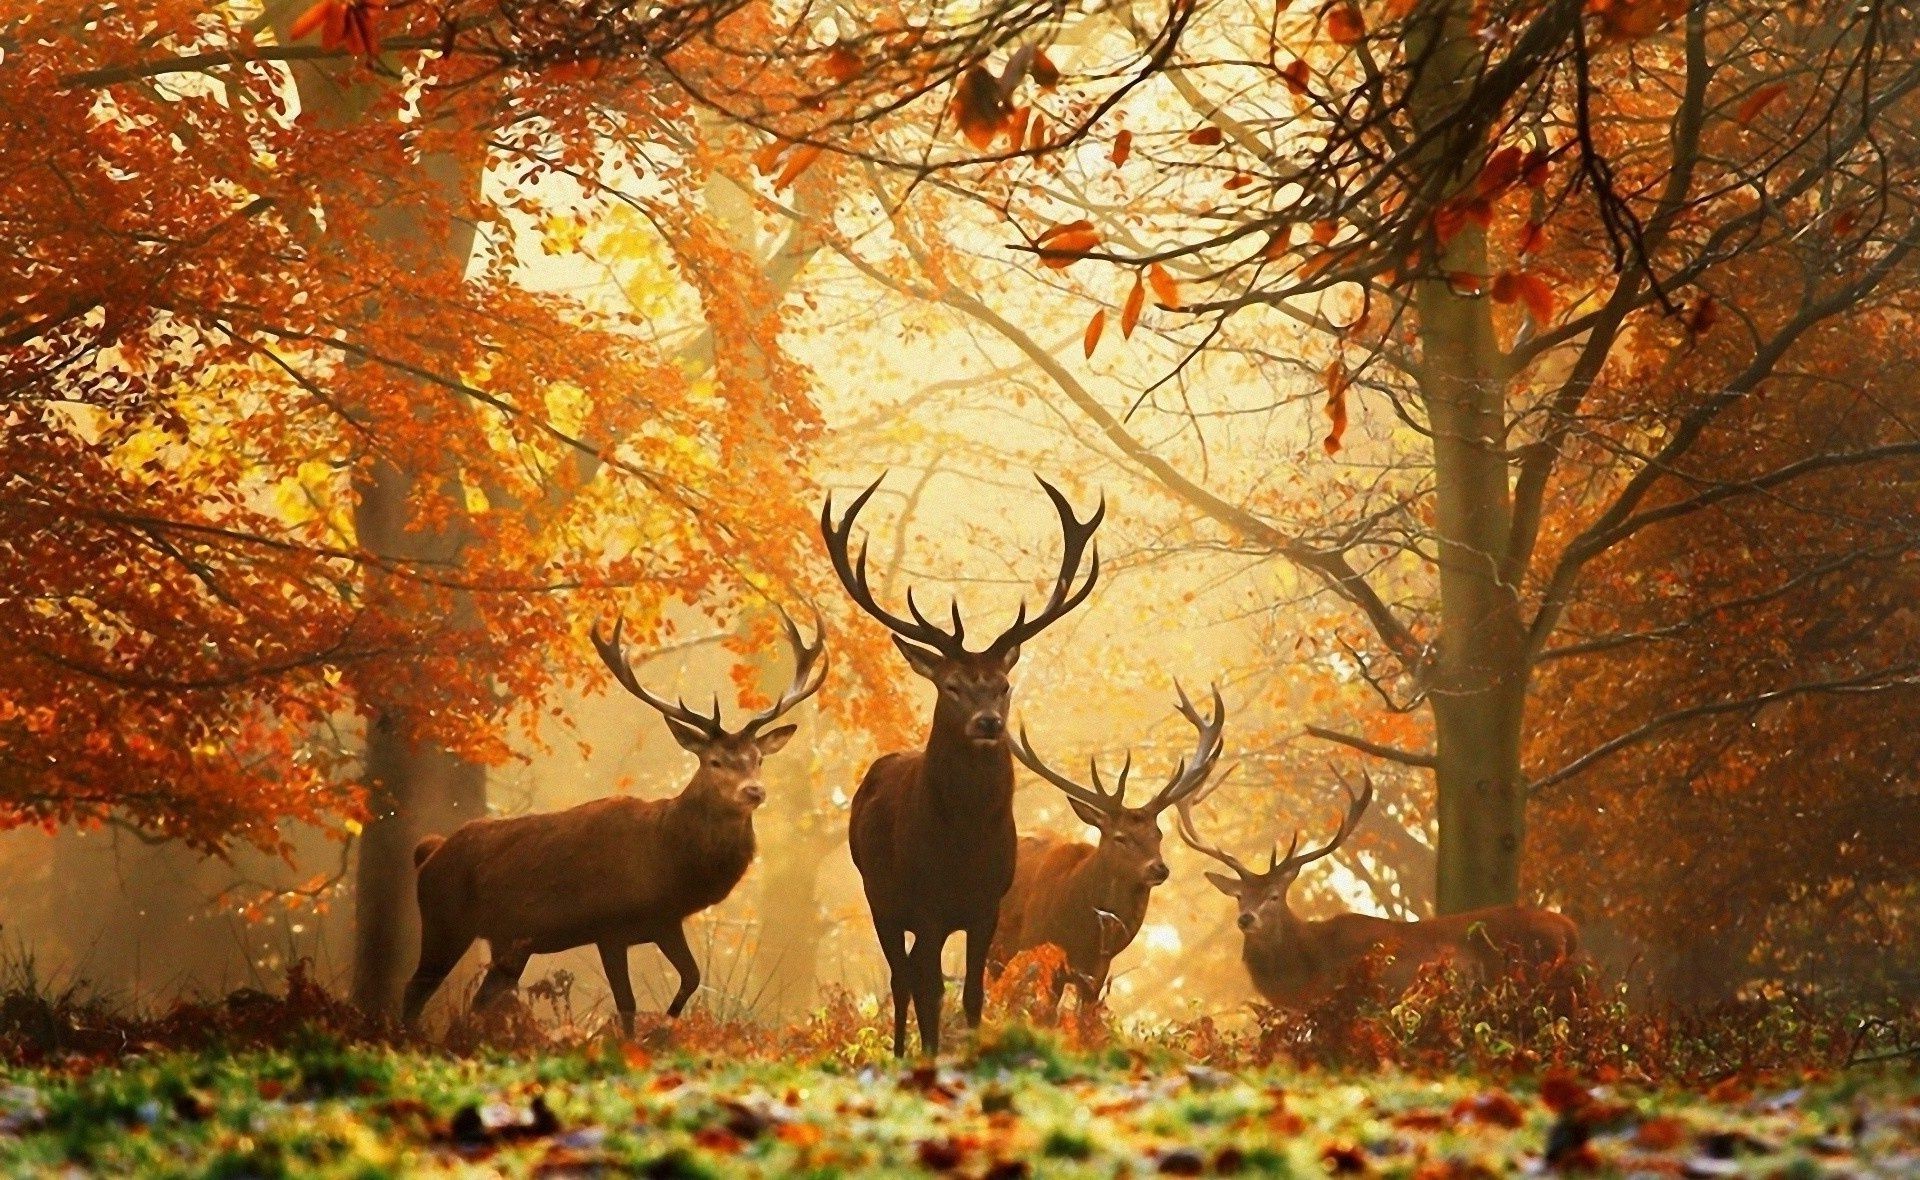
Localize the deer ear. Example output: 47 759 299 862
1203 870 1242 897
995 642 1022 671
754 724 798 755
893 636 944 680
662 718 712 754
1067 796 1110 830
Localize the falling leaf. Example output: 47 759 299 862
1122 274 1145 336
951 66 1009 149
1147 263 1181 309
1188 126 1224 146
1736 82 1787 126
1083 308 1106 358
1325 3 1366 45
1111 129 1133 166
1323 359 1349 454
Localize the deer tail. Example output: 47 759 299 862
413 834 446 870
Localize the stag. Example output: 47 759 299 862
989 685 1226 1015
403 606 826 1036
1178 774 1578 1008
821 474 1103 1056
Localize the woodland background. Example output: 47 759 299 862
1 0 1917 1036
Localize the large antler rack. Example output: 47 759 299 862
1014 683 1227 820
592 603 828 744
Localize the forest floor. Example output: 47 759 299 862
1 1026 1916 1177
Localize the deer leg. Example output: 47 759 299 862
597 942 636 1037
907 928 947 1058
961 916 998 1030
875 916 912 1057
657 925 701 1018
473 941 532 1014
402 923 472 1030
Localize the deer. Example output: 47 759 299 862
988 684 1227 1017
1177 773 1579 1009
402 605 826 1037
820 473 1103 1057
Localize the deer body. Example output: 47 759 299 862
990 686 1226 1012
403 607 825 1036
823 475 1104 1056
1179 773 1579 1011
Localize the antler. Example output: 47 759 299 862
819 475 970 657
592 616 728 746
1174 771 1256 880
1143 682 1227 815
985 476 1105 658
740 603 829 738
1274 768 1375 876
1012 728 1135 820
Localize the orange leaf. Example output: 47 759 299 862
1004 107 1030 150
1188 126 1224 146
777 1123 825 1148
1224 172 1252 190
1513 271 1555 322
1037 219 1095 246
1261 225 1294 259
1083 309 1106 358
1736 82 1787 126
824 45 863 84
1027 112 1049 150
1477 146 1524 197
1312 220 1338 245
1323 360 1350 454
1325 3 1366 45
1147 263 1181 309
751 138 788 175
951 66 1008 150
773 144 822 192
1597 0 1686 39
1281 59 1312 96
1029 48 1060 89
1110 129 1133 167
288 0 335 41
1037 227 1101 268
1516 219 1546 255
1122 274 1145 337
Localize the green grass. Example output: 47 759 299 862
0 1029 1915 1177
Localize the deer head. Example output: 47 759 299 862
820 474 1103 749
1014 684 1227 888
592 604 828 814
1177 770 1373 935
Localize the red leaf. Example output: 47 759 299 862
1516 219 1546 255
1325 3 1366 45
1224 172 1252 190
1083 309 1106 358
1492 270 1554 320
1736 82 1787 126
1122 274 1145 337
1188 126 1224 146
1282 59 1312 95
824 45 863 84
751 139 788 175
1147 263 1181 309
1029 48 1060 89
951 66 1008 149
1037 226 1101 269
773 144 822 192
1110 129 1133 167
1521 146 1552 188
1037 219 1095 246
1477 146 1524 197
1323 360 1349 454
288 0 335 41
1597 0 1687 39
1004 107 1030 151
1027 112 1049 150
1312 220 1338 245
1452 1091 1527 1128
1261 225 1294 260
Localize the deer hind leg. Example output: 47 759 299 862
402 922 473 1030
875 916 912 1057
473 940 532 1014
961 917 999 1031
597 942 636 1037
907 927 948 1058
656 925 701 1018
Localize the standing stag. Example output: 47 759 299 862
1178 775 1578 1007
989 685 1226 1015
403 606 826 1036
821 474 1103 1057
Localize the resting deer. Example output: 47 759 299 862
821 474 1103 1056
403 606 826 1036
989 685 1226 1016
1177 774 1578 1008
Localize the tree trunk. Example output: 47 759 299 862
1408 0 1530 914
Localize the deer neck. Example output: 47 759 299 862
920 707 1013 812
663 778 755 850
1073 844 1151 919
1246 900 1333 994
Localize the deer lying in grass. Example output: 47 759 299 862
1178 773 1579 1008
989 685 1226 1016
821 473 1104 1057
403 606 826 1036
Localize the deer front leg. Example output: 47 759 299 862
598 941 636 1037
657 925 701 1018
473 940 531 1014
962 916 999 1030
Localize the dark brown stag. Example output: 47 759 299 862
403 606 826 1036
989 685 1226 1015
1178 774 1579 1008
821 475 1103 1056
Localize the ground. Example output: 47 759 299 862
1 1027 1916 1177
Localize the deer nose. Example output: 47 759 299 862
740 784 766 806
1145 861 1170 885
1237 912 1256 931
969 713 1005 739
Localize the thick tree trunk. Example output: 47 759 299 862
1408 0 1530 914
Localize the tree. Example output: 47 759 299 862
852 0 1920 913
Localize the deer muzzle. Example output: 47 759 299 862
966 713 1005 742
1237 911 1257 932
739 783 767 807
1144 860 1170 886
